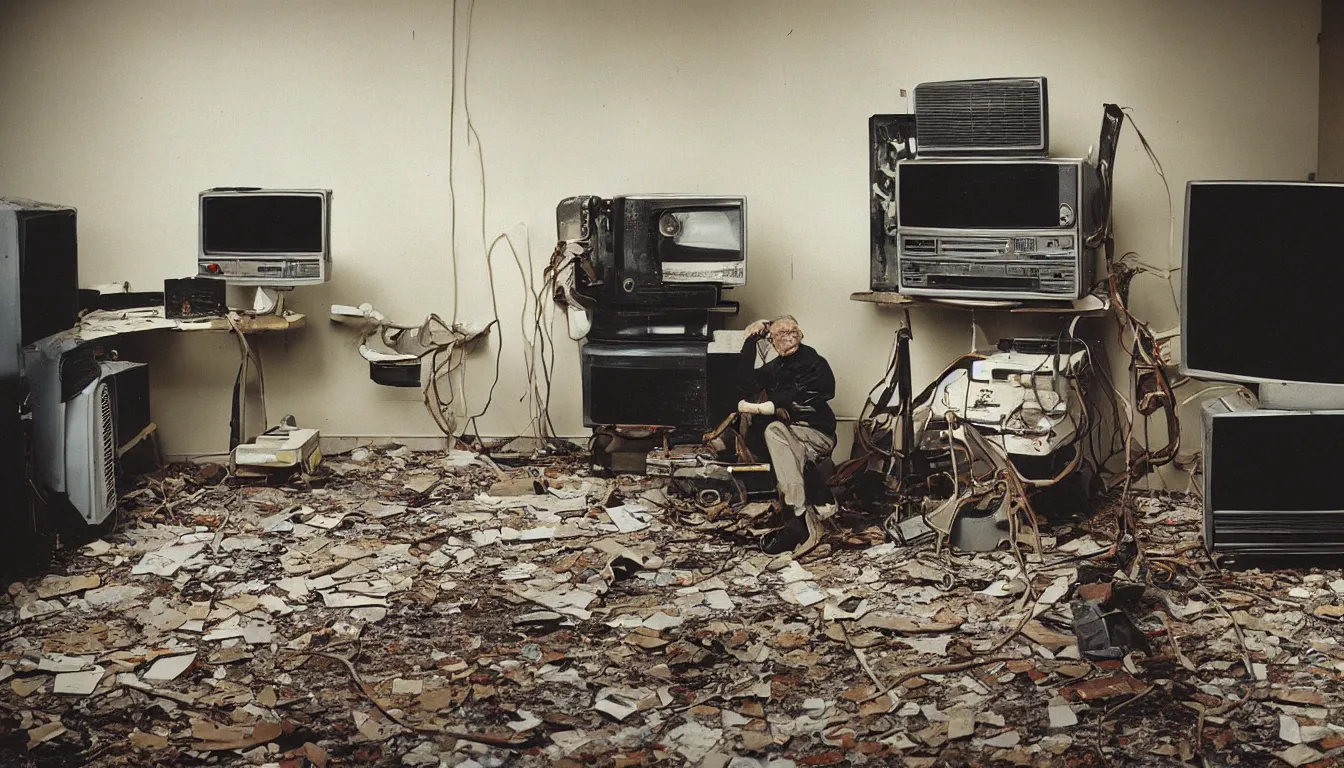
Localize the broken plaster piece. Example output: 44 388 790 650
53 666 105 696
132 542 206 577
143 653 197 682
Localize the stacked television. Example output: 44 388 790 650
555 195 747 443
1183 181 1344 556
870 77 1104 302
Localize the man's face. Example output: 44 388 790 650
769 320 802 357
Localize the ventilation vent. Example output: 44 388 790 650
98 383 117 513
915 78 1048 156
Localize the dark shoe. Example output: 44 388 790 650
793 506 823 558
759 512 808 555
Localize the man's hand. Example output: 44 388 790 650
737 399 777 416
744 319 769 338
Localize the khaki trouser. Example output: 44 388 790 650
763 421 835 513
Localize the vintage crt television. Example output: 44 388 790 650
558 194 746 435
894 157 1101 300
557 194 745 309
198 188 332 286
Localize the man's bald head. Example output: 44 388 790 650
768 316 803 357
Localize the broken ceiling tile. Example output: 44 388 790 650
778 561 815 584
12 677 46 697
513 585 598 620
667 721 724 763
705 590 736 611
1048 697 1078 728
392 678 424 695
38 654 95 673
350 607 388 623
983 730 1021 748
83 584 145 608
1276 744 1324 767
624 632 670 650
947 710 975 740
26 721 66 749
978 580 1022 598
132 542 206 577
35 574 101 599
81 540 113 556
643 612 684 631
318 591 388 609
129 730 169 750
1280 714 1303 744
143 652 197 682
509 709 543 732
53 665 105 696
1274 689 1327 706
19 599 65 621
605 504 653 533
1035 576 1071 612
594 687 654 721
895 635 952 656
779 582 826 607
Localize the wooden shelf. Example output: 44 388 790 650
850 291 1110 316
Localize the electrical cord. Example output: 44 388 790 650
226 314 268 446
453 0 560 452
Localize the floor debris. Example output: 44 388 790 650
3 453 1344 766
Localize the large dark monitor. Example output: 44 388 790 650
1 200 80 381
1182 181 1344 386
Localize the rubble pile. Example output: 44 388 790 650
3 448 1344 767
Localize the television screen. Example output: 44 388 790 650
1183 182 1344 385
18 210 79 346
202 194 324 255
899 162 1063 229
620 196 746 288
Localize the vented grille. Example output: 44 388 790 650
98 383 117 512
1210 510 1344 554
915 78 1047 155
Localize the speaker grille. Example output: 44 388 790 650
98 383 117 514
915 78 1047 155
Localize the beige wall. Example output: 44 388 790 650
1323 0 1344 179
0 0 1321 465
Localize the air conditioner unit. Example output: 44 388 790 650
25 336 150 526
64 371 117 523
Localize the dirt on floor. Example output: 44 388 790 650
2 446 1343 767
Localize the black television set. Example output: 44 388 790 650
1182 181 1344 388
556 194 745 309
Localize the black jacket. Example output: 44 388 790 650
738 336 836 439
